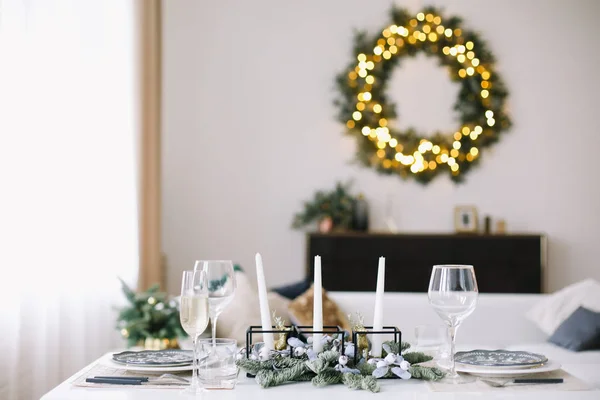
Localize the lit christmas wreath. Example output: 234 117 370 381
335 6 511 184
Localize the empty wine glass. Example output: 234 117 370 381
428 265 478 384
194 260 236 347
180 269 209 394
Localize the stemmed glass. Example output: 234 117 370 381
194 260 236 347
180 269 210 394
428 265 478 384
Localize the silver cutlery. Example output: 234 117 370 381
480 378 564 387
87 374 190 386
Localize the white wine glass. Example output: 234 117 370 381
180 269 210 394
428 265 478 384
194 260 236 347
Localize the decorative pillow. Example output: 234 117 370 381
548 306 600 351
288 284 351 333
272 279 311 300
526 279 600 335
216 271 291 345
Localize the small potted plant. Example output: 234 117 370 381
115 278 187 350
292 181 358 233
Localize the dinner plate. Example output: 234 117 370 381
456 359 561 377
112 349 193 366
100 354 193 372
454 349 548 368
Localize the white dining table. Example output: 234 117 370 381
40 351 600 400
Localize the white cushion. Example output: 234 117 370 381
328 291 547 346
526 279 600 335
216 271 291 344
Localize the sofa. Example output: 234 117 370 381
326 291 600 388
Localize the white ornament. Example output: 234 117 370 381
259 347 271 361
294 347 306 356
384 353 397 364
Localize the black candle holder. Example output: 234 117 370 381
351 326 401 363
244 325 348 377
295 325 348 355
245 325 298 378
245 325 299 359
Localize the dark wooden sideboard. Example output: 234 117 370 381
306 232 546 293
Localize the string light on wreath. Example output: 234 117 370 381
334 6 511 184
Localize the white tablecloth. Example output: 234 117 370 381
41 352 600 400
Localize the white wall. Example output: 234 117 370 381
162 0 600 294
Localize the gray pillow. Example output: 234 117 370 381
548 306 600 351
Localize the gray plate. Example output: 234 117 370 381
112 350 193 366
454 349 548 367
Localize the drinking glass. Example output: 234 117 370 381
413 324 451 369
194 260 236 347
428 265 478 384
180 269 210 394
197 338 239 390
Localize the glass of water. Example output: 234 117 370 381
197 338 239 390
428 264 478 384
414 324 451 369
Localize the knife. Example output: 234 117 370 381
481 378 563 387
93 376 148 382
85 377 188 385
513 378 564 384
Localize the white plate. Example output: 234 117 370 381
98 353 193 373
454 349 547 368
455 362 543 370
112 349 193 366
456 359 562 377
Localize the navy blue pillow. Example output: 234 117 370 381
548 306 600 351
272 280 311 300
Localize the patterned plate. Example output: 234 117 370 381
454 349 548 368
112 350 193 366
455 359 561 377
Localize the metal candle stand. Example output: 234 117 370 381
244 325 347 378
351 326 401 364
245 325 299 359
245 325 298 378
295 325 347 355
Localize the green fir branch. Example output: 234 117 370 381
292 181 358 230
114 277 186 345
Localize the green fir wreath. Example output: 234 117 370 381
334 6 511 184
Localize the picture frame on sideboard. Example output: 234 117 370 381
454 205 478 233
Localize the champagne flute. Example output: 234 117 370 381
428 265 478 384
194 260 236 347
180 269 210 394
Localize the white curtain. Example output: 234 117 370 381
0 1 139 399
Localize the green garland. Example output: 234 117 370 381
334 6 511 184
237 340 444 393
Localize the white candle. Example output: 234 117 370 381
255 253 274 350
371 256 385 357
312 255 323 353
